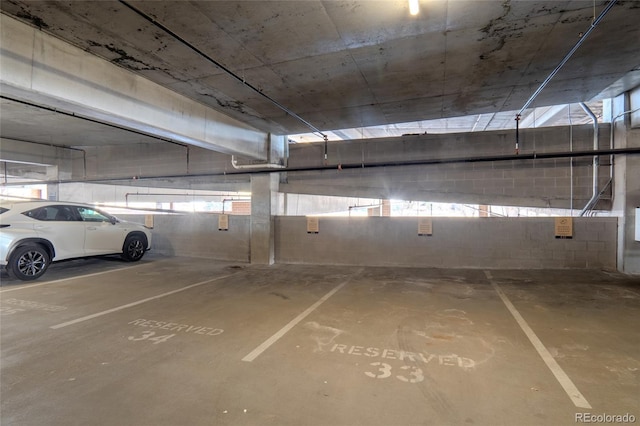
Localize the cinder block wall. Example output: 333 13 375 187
119 214 250 262
284 125 611 209
275 217 617 269
120 214 617 269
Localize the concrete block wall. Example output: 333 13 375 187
119 213 250 262
119 213 617 270
284 125 612 209
274 216 618 270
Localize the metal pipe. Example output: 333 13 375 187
579 102 599 216
231 155 286 170
518 0 618 116
568 104 574 214
610 106 640 179
3 147 639 187
515 114 520 154
125 192 233 206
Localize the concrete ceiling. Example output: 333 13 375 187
1 0 639 147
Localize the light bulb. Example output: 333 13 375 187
409 0 419 16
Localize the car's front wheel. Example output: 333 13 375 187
122 234 146 262
8 244 51 281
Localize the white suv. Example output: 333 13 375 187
0 200 152 281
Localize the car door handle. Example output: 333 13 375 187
87 226 97 230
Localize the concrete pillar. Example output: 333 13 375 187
612 90 640 274
250 173 280 264
46 184 59 201
382 200 391 216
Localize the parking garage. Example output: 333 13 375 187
1 1 639 425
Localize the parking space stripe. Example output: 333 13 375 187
50 273 237 329
484 270 592 409
0 264 149 293
242 269 362 362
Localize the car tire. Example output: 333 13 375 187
8 244 51 281
122 234 146 262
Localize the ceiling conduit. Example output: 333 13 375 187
515 0 617 153
517 0 617 116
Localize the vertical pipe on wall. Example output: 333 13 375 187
569 104 574 214
579 102 599 216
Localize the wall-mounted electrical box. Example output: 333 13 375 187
636 208 640 242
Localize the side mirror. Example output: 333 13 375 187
110 216 118 225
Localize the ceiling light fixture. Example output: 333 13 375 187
409 0 420 15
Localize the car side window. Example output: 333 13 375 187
77 207 112 223
24 205 78 222
23 207 50 221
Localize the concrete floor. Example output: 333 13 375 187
1 255 638 426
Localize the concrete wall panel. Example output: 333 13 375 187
283 125 611 209
120 213 616 269
119 213 250 262
275 216 617 270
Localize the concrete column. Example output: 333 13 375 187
612 90 640 274
46 183 59 201
250 173 280 264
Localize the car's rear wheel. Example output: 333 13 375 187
8 244 51 281
122 234 146 262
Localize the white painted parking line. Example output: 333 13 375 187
0 264 149 293
50 273 237 329
484 270 592 409
242 269 362 362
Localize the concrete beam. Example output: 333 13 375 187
0 138 78 181
0 14 268 160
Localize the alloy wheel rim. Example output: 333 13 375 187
17 251 46 276
128 240 144 259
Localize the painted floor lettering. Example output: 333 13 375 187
330 343 476 370
1 298 67 312
129 318 223 336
